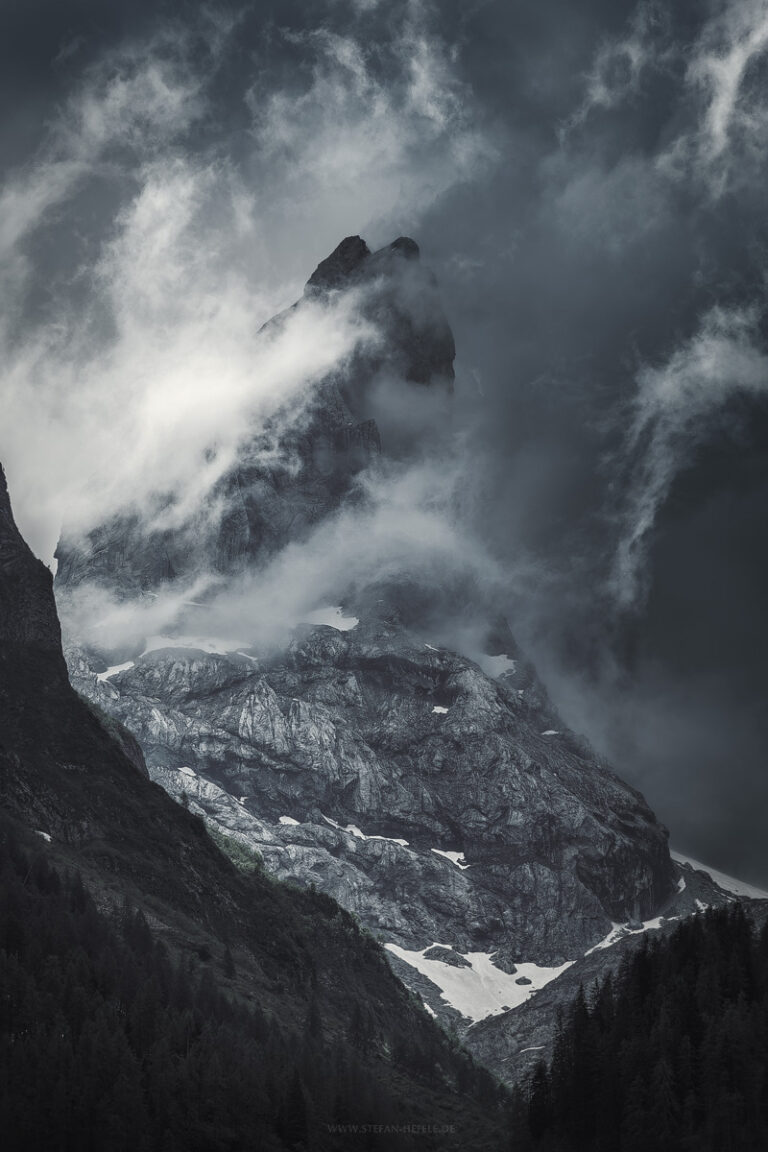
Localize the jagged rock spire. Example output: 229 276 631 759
0 463 62 653
306 235 370 291
305 234 422 294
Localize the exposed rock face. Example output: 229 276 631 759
306 234 371 291
56 235 677 1039
424 946 472 967
67 617 674 1000
0 465 63 656
463 860 768 1084
0 463 512 1150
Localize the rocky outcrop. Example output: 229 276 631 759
55 235 678 1043
55 236 454 596
67 612 675 1023
0 465 63 656
0 461 513 1149
305 235 455 389
463 859 768 1084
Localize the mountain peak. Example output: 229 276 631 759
305 234 422 295
0 463 62 654
389 235 420 259
0 461 13 524
306 234 370 291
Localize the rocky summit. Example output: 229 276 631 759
53 235 721 1068
55 236 454 595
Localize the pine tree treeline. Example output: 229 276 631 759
511 905 768 1152
0 823 505 1152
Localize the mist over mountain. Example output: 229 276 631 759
52 233 759 1085
1 0 766 886
2 6 768 1145
0 457 512 1151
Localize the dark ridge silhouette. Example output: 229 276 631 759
0 461 509 1150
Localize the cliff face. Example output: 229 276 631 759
68 621 673 975
1 463 150 843
0 462 512 1149
55 236 454 595
54 235 677 1037
0 465 63 655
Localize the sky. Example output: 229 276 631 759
1 0 767 883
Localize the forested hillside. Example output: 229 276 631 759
0 459 512 1152
511 905 768 1151
0 818 505 1151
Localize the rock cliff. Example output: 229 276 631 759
0 459 511 1148
67 618 673 978
52 237 686 1047
55 236 453 594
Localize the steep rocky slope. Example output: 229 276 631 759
463 855 768 1083
55 236 454 594
67 620 673 968
55 236 680 1043
0 461 511 1149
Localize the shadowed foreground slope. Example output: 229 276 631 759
0 462 509 1151
509 905 768 1152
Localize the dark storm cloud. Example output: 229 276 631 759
411 0 768 883
1 0 767 881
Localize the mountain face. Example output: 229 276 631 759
55 236 454 595
0 461 512 1150
55 236 680 1045
463 854 767 1083
509 905 768 1151
66 627 673 970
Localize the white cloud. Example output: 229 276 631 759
655 0 768 195
0 143 379 563
688 0 768 171
611 305 768 607
0 5 494 569
246 10 495 265
567 1 669 128
570 0 768 197
58 452 502 655
0 32 204 269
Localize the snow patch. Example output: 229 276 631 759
238 796 248 805
97 661 135 682
431 848 470 870
302 606 359 631
676 875 687 893
424 643 439 652
520 1046 545 1054
541 729 559 736
671 851 768 900
477 653 517 679
279 816 300 826
35 830 52 843
177 766 196 778
424 1003 437 1019
321 814 409 847
585 914 678 956
695 899 709 912
385 943 572 1023
432 705 449 714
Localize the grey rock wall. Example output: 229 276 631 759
56 235 677 1046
